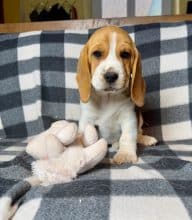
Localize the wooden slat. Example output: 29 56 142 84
0 15 192 33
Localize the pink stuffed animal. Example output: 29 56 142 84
26 120 108 186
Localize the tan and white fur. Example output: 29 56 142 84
76 26 157 164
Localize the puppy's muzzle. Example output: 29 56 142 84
104 72 119 84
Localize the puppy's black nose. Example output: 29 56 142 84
104 72 118 83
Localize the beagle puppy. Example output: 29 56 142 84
76 26 157 164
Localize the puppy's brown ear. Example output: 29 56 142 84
131 48 146 107
76 45 91 103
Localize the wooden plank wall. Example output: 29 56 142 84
0 15 192 33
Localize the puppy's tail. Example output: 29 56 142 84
0 176 41 220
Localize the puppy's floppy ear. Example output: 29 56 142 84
130 47 146 107
76 45 91 103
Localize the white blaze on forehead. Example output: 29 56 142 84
108 32 117 58
102 31 123 75
105 32 118 67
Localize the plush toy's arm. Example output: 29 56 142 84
79 138 107 174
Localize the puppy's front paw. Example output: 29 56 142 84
112 151 138 164
112 142 119 150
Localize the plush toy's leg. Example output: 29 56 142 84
82 124 98 147
79 138 107 174
45 134 66 158
26 137 52 160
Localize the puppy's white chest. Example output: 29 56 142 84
98 118 121 144
80 94 134 144
96 98 122 144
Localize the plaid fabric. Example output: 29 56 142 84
0 30 88 139
0 23 191 142
0 144 192 220
0 22 192 220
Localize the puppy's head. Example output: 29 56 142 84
76 26 145 107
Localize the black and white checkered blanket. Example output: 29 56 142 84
0 22 192 220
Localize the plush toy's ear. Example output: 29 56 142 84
130 48 146 107
50 120 69 128
56 123 78 145
76 45 91 103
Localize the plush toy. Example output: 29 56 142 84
26 120 108 186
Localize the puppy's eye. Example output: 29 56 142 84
120 51 130 59
92 50 102 58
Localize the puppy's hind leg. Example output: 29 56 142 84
137 133 157 147
137 111 157 147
